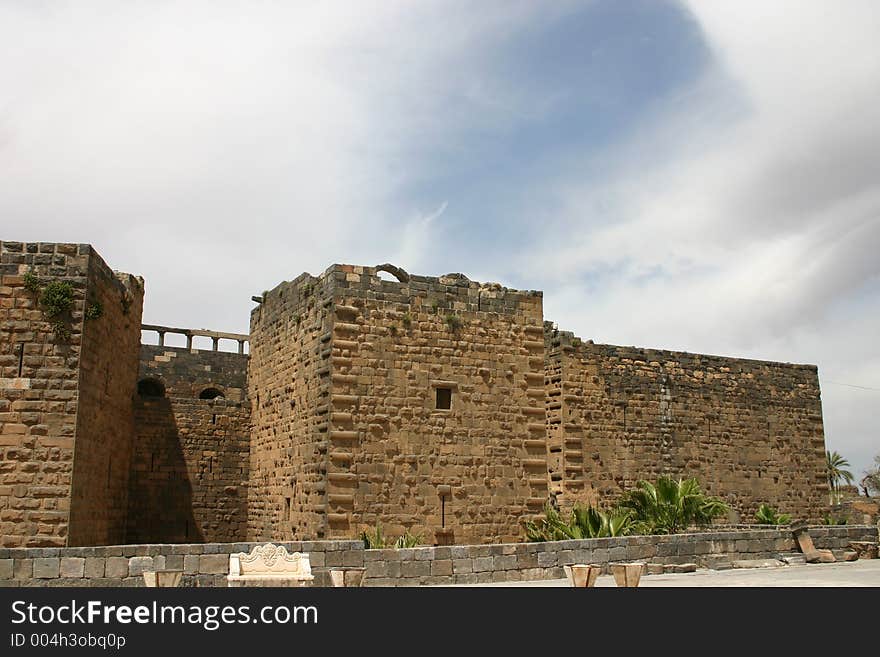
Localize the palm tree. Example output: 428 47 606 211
826 450 854 504
618 476 729 534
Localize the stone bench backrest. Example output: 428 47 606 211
229 544 313 578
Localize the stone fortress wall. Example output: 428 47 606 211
248 264 548 545
0 242 832 549
0 241 143 548
545 326 828 522
128 331 250 544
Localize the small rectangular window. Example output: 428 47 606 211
284 497 291 521
436 387 452 410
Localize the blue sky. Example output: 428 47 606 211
1 0 878 479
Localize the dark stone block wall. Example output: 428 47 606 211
67 251 144 546
128 346 250 543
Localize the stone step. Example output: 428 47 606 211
702 554 733 571
731 558 785 569
778 553 806 565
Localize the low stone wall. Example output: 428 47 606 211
362 526 879 586
0 541 362 587
0 527 875 587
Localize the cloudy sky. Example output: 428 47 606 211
2 1 878 478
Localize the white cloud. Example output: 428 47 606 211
0 0 572 326
524 1 880 475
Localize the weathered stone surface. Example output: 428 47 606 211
0 247 835 552
806 549 836 564
105 557 129 579
548 331 827 523
32 557 60 578
849 542 879 559
732 559 784 569
129 346 249 544
198 554 228 575
59 557 85 578
0 242 143 549
83 558 105 578
128 556 153 577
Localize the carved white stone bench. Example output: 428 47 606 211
227 544 315 587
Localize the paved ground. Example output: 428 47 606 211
446 559 880 587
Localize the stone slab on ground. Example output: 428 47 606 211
664 563 697 573
805 549 836 564
732 559 785 569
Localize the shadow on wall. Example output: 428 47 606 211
128 385 202 543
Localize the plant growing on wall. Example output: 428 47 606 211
30 279 75 341
754 503 791 525
23 269 41 294
822 513 848 526
445 313 463 331
85 301 103 321
401 312 412 329
618 476 729 534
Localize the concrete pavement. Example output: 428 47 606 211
444 559 880 587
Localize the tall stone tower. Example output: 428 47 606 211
0 242 143 547
247 263 548 545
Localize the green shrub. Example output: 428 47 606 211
23 269 41 294
361 523 423 549
618 476 729 534
85 302 103 321
445 314 463 331
393 530 423 548
822 513 848 526
754 503 791 525
361 523 387 549
524 503 633 542
40 281 75 318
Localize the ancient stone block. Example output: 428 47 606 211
59 557 85 578
83 558 105 578
198 554 228 575
105 557 129 579
32 557 60 579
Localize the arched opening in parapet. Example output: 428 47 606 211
374 263 410 283
137 378 165 398
199 387 225 400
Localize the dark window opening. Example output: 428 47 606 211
199 387 225 400
137 378 165 397
436 387 452 410
284 497 292 521
18 343 24 377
